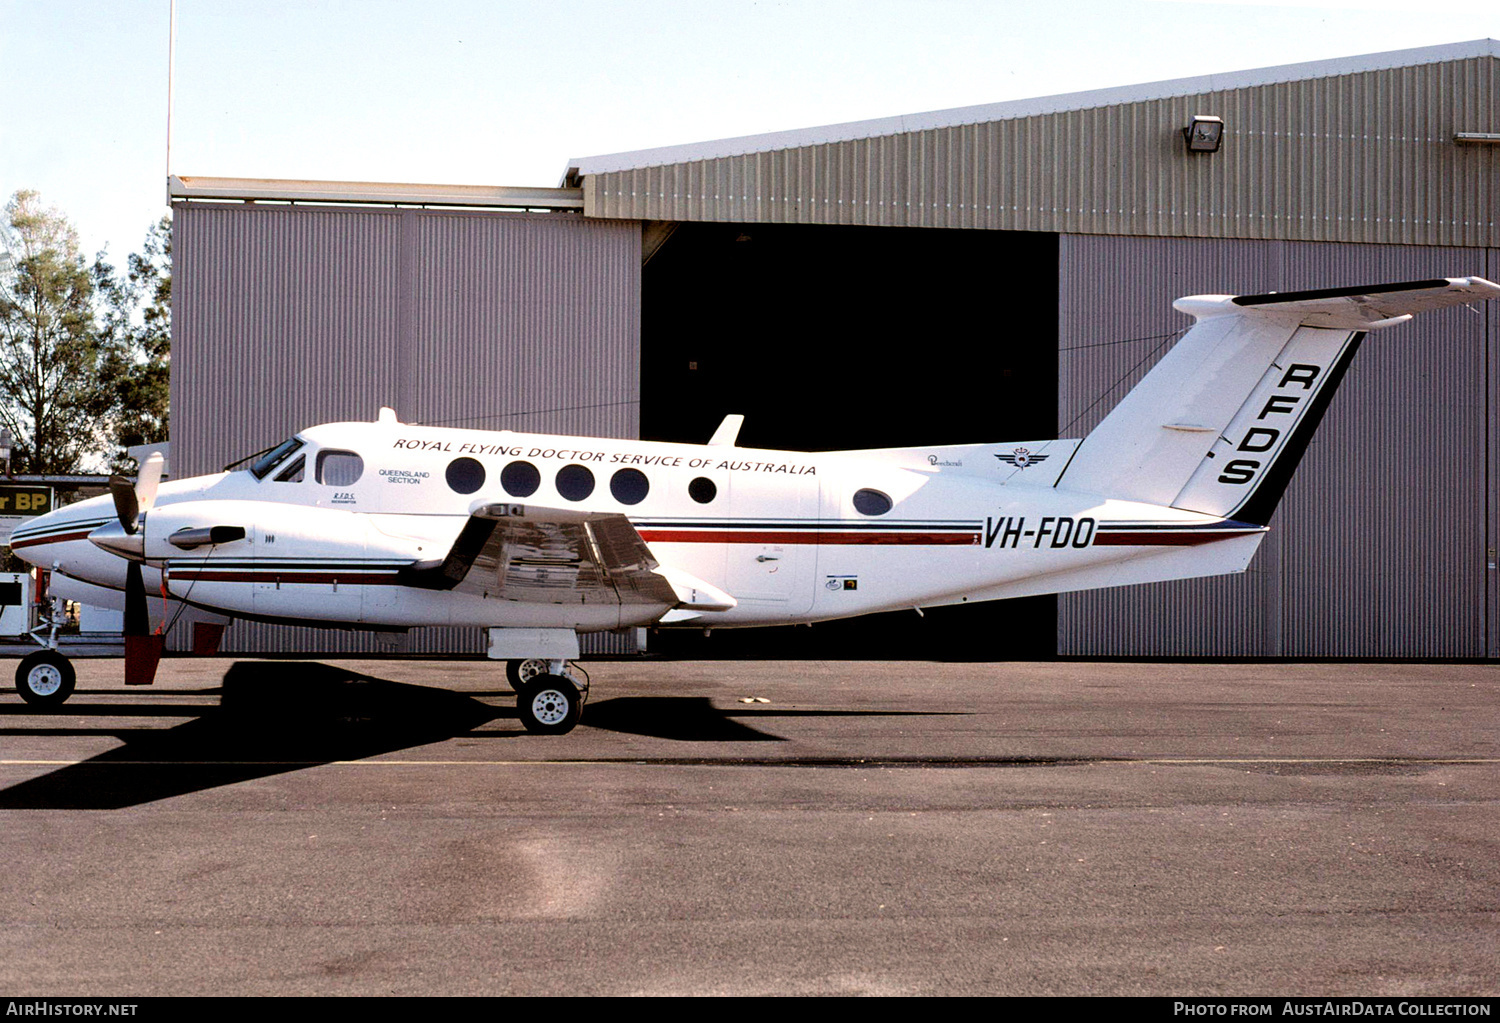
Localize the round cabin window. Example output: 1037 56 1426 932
555 464 595 502
610 468 650 505
688 477 718 504
445 457 485 495
500 460 540 498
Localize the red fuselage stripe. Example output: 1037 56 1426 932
1092 530 1262 547
11 530 94 549
637 530 980 545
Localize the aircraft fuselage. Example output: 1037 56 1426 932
11 419 1262 633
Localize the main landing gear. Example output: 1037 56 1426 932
509 659 587 735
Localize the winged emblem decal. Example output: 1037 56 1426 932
995 447 1049 469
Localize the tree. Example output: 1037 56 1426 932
0 192 171 476
0 190 115 474
95 215 171 472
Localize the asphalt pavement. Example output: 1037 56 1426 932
1 657 1496 996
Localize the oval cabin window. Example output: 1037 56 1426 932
853 488 893 516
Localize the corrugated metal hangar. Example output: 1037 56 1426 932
169 39 1500 659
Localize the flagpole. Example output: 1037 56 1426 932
166 0 177 204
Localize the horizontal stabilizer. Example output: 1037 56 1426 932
1180 277 1500 330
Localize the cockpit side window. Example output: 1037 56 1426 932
250 438 305 480
317 450 364 487
274 456 306 483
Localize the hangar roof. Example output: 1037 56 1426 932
569 39 1500 247
567 40 1499 179
168 175 583 211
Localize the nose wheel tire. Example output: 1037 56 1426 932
16 650 76 707
516 674 583 735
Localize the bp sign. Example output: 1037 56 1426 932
0 486 53 545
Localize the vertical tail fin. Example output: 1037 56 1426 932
1056 277 1500 524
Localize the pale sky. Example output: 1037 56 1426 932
4 0 1499 266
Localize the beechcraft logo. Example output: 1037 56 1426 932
996 447 1049 469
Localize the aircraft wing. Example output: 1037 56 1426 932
398 501 733 613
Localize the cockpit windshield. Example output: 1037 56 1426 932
249 437 306 480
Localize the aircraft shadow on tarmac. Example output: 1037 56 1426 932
0 661 949 809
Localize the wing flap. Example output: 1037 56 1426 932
398 501 682 609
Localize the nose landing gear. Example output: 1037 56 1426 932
15 597 76 707
16 649 75 707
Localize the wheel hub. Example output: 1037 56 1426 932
26 665 62 697
531 688 571 726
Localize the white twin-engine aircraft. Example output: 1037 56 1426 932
10 277 1498 732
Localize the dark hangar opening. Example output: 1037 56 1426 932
640 222 1060 659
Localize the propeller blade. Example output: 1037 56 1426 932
122 561 164 686
108 452 165 538
123 561 147 637
136 452 164 517
110 476 139 535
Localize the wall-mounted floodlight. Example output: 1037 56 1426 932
1183 115 1224 153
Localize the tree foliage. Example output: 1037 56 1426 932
0 191 169 475
95 216 171 471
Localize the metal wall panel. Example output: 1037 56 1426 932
585 55 1498 248
1057 234 1492 657
171 203 641 655
1487 247 1500 660
173 204 405 472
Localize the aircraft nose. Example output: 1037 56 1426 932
10 506 87 566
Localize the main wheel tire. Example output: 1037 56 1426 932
516 674 583 735
505 657 551 693
16 651 76 707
